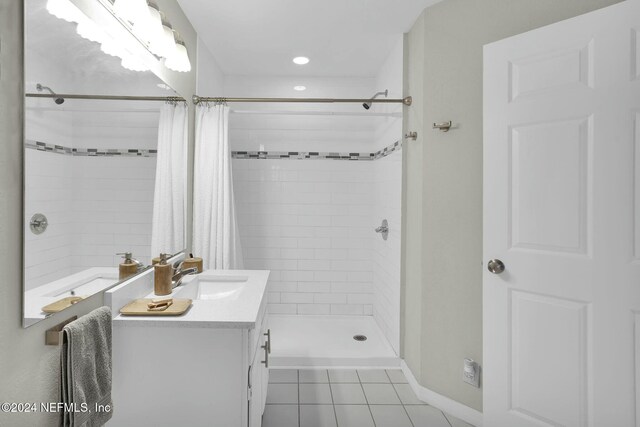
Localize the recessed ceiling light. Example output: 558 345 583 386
293 56 310 65
294 85 306 91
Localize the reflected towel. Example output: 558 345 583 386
60 306 113 427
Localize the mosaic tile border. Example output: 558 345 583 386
25 140 157 157
232 140 402 161
26 140 402 161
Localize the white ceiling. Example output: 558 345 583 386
178 0 441 77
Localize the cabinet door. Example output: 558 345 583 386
249 350 263 427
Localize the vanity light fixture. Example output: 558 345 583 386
293 85 306 91
293 56 310 65
46 0 191 73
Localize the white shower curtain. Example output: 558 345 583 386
193 103 244 269
150 103 187 258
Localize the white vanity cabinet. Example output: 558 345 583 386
248 307 270 427
107 269 271 427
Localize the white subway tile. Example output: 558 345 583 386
347 294 373 305
331 282 372 294
298 238 331 249
281 270 314 282
331 260 371 272
281 293 315 304
330 304 364 315
268 292 281 303
313 293 348 304
298 259 331 271
314 271 347 282
280 248 315 259
268 281 298 292
314 249 348 260
298 304 330 315
268 304 298 314
297 282 332 293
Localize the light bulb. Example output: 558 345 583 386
121 55 149 72
100 38 125 58
113 0 148 25
149 20 176 58
46 0 84 23
293 56 310 65
165 40 191 72
76 18 105 44
132 3 163 49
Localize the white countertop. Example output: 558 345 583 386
112 269 270 329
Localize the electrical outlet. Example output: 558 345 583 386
463 358 480 388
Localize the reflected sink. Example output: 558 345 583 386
174 275 249 301
47 277 118 298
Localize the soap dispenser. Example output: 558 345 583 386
154 253 173 296
118 252 141 281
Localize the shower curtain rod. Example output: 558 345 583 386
192 95 413 106
25 93 186 102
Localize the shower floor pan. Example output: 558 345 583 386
268 315 399 368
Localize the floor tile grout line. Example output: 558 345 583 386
297 370 301 427
387 371 415 427
356 370 377 427
326 369 339 427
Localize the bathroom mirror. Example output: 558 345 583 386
23 0 188 327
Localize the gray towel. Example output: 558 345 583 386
60 306 113 427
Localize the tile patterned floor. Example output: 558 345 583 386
264 369 474 427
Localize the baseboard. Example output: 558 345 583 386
400 360 484 427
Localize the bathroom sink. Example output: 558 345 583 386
174 275 249 301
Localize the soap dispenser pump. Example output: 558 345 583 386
154 253 173 296
118 252 142 281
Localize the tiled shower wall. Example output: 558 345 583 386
25 149 74 290
25 151 156 290
371 151 402 354
24 105 159 290
70 156 156 272
233 159 377 316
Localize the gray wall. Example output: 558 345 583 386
0 1 197 425
401 0 622 412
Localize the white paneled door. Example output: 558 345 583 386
484 1 640 426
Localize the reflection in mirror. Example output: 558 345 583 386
23 0 187 327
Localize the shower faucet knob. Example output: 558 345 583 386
375 219 389 240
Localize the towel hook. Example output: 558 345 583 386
433 121 452 132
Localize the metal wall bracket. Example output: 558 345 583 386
45 316 77 346
404 131 418 141
433 121 452 132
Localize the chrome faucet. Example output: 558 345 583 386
172 266 198 289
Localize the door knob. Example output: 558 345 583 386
487 259 505 274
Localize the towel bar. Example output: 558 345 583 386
45 316 77 345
